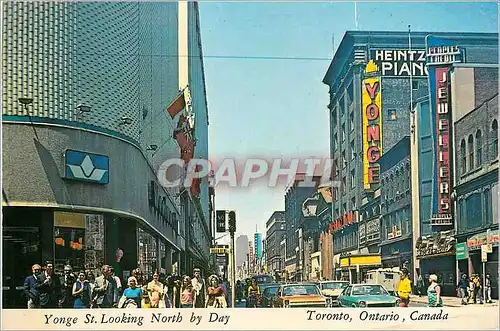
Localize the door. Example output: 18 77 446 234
3 226 41 308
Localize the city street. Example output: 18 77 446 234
1 1 498 321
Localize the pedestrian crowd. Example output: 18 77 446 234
397 269 494 307
456 273 493 305
23 261 232 309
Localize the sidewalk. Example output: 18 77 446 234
411 295 499 307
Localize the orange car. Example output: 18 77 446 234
272 283 329 308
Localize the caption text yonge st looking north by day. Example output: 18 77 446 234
0 1 498 324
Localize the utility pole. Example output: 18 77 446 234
228 211 236 308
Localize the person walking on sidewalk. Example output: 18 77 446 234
427 274 443 307
397 268 412 307
472 274 484 304
457 274 468 305
485 274 492 303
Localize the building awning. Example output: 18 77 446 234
340 254 381 268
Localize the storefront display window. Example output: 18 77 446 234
54 212 104 274
137 227 157 278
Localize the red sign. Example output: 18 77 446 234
435 67 452 216
328 211 358 233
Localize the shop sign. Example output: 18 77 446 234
481 245 488 262
64 149 109 184
426 44 464 66
370 49 428 76
362 61 382 191
216 210 227 233
339 254 382 267
455 242 468 260
328 211 358 233
415 230 455 259
429 66 453 225
467 230 499 250
148 181 176 228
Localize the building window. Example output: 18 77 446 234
342 178 346 195
484 188 492 224
349 112 355 132
342 202 347 213
341 123 346 141
476 130 483 166
350 169 355 189
342 151 347 168
492 120 498 158
412 80 419 90
460 139 466 175
468 134 474 170
351 197 356 210
388 109 397 120
332 107 337 126
333 133 338 151
350 140 355 160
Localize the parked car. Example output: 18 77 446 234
260 284 280 307
318 281 349 306
337 284 401 308
272 283 329 308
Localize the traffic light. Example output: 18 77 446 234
228 211 236 233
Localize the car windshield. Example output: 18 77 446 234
321 282 349 290
254 275 274 284
283 285 320 296
264 286 279 295
351 285 388 296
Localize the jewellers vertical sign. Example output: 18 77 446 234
426 36 464 226
362 60 383 191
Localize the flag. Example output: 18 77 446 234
166 90 186 118
181 140 195 165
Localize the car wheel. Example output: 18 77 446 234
352 304 357 308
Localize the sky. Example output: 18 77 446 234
198 1 498 244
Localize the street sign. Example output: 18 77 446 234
486 244 493 253
210 247 230 254
481 245 488 262
216 210 226 233
455 242 468 260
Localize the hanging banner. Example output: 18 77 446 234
362 60 383 191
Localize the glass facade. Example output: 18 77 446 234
53 212 104 274
137 227 158 277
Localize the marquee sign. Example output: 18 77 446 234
370 49 428 76
362 60 383 191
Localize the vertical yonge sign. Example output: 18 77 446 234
370 49 428 76
362 61 383 191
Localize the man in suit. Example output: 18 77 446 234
192 268 207 308
59 265 76 308
24 264 41 309
36 261 61 308
93 265 119 308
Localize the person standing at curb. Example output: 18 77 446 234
397 268 412 307
457 274 469 305
427 274 443 307
485 274 492 303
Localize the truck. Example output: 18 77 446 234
363 267 403 296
